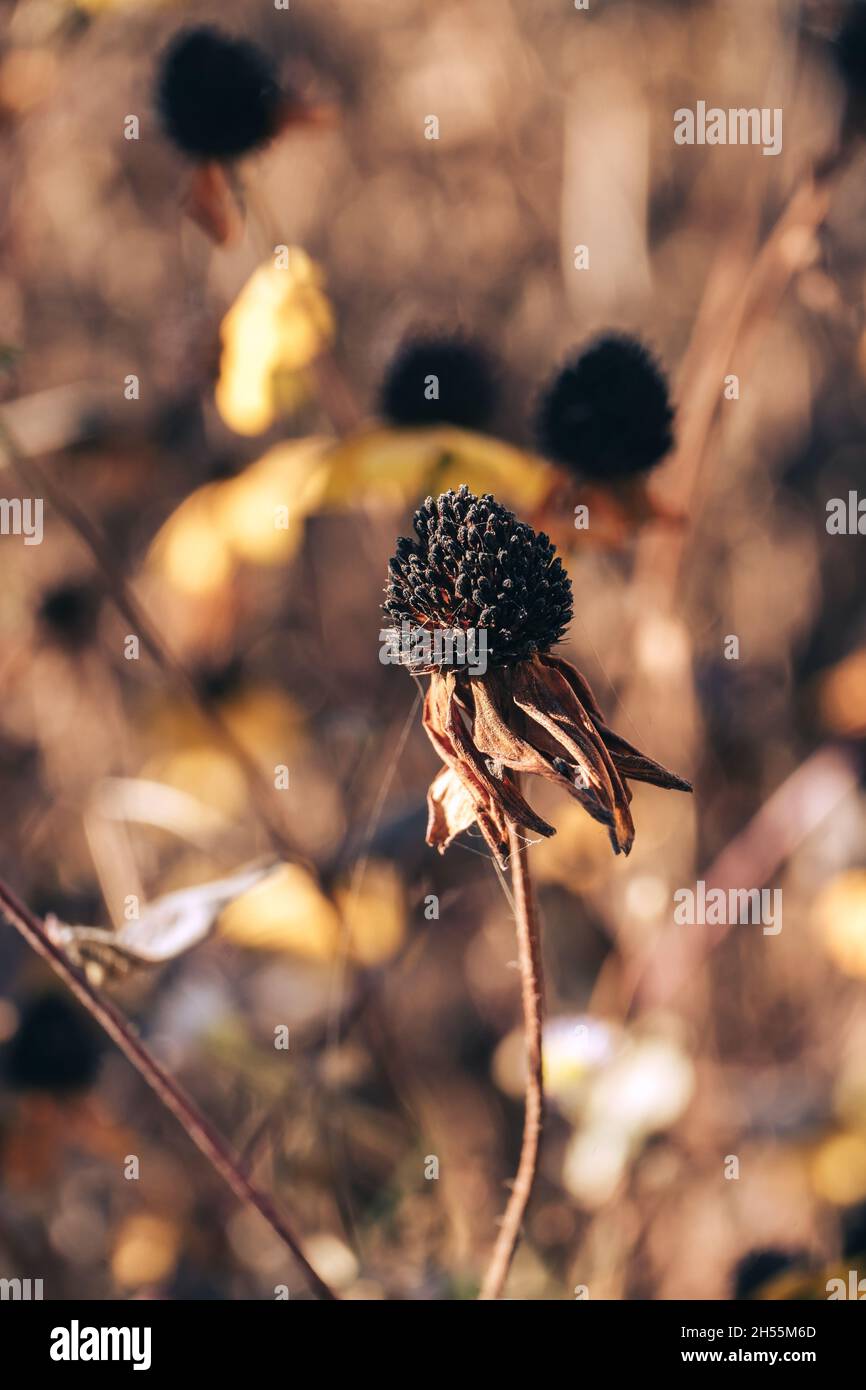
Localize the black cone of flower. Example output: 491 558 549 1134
2 993 102 1096
383 486 691 865
535 334 674 481
156 26 283 160
385 486 571 667
380 335 499 431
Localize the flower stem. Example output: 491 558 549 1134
479 823 545 1300
0 874 337 1301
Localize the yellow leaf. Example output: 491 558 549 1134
321 426 554 513
147 483 234 596
219 863 341 961
813 870 866 979
216 252 335 436
112 1215 180 1290
811 1131 866 1206
213 438 331 565
335 861 405 965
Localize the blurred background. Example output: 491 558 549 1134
1 0 866 1300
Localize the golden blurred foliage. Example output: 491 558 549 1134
216 251 335 436
334 860 406 965
111 1213 181 1290
148 439 332 594
219 862 342 960
811 1131 866 1206
218 859 405 965
813 871 866 980
321 425 553 514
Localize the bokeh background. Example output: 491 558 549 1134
1 0 866 1300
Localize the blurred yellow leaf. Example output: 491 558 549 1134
813 870 866 979
111 1214 180 1290
148 483 234 597
219 684 306 765
335 860 405 965
216 251 335 435
212 438 331 565
148 439 331 593
811 1130 866 1206
219 863 341 960
532 800 613 892
320 425 553 514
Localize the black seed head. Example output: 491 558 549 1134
732 1248 805 1301
156 26 282 161
380 335 499 431
834 3 866 97
383 485 573 667
2 994 102 1096
535 334 675 481
38 582 101 649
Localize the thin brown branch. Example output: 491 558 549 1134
479 823 545 1300
0 874 337 1301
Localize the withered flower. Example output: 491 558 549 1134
156 27 284 162
536 334 674 482
384 485 690 866
380 333 500 431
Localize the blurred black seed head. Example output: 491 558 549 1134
834 3 866 98
380 336 499 431
535 334 675 481
732 1248 806 1299
383 485 572 667
38 581 101 649
842 1200 866 1258
156 26 283 160
2 993 102 1096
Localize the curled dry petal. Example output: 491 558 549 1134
470 673 620 843
540 654 692 793
421 655 691 865
423 671 554 865
511 656 635 854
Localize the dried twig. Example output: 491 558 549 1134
0 873 337 1301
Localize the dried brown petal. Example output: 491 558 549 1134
542 653 692 793
423 672 553 865
512 655 636 854
470 672 618 839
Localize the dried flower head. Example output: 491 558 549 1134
380 335 499 431
384 486 571 667
535 334 674 481
156 26 283 160
384 486 691 865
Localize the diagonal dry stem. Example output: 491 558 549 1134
0 874 337 1301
